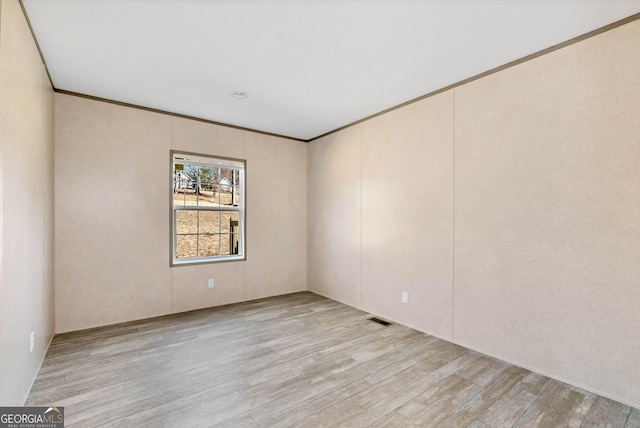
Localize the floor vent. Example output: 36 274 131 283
369 317 392 326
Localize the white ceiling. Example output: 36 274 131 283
22 1 640 141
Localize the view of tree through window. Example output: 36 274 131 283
172 152 245 264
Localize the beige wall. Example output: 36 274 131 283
362 93 454 339
308 94 455 340
454 19 640 407
308 125 362 307
0 0 55 406
54 94 307 333
308 19 640 407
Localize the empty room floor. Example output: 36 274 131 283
27 292 639 427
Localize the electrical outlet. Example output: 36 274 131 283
208 278 215 289
30 331 35 352
401 291 408 304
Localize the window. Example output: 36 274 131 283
171 151 245 265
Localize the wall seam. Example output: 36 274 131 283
306 137 310 292
50 73 55 340
41 58 46 377
452 89 456 341
359 124 363 308
170 117 174 313
243 130 247 301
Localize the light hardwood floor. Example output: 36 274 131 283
27 292 639 427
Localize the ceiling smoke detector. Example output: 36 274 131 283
232 91 248 99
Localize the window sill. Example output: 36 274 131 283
171 255 245 267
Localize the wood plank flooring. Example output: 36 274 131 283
26 292 639 427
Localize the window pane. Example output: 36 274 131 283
199 234 219 257
199 210 220 234
221 211 239 233
182 189 197 207
176 210 197 234
197 188 216 207
218 168 235 206
176 165 198 207
220 233 239 256
173 169 187 207
199 166 214 189
176 235 197 259
233 169 241 206
173 190 185 207
211 182 221 206
197 166 216 207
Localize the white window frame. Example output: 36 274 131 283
171 150 246 266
